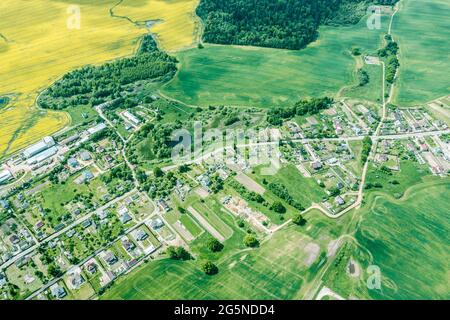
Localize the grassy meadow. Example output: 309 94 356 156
162 15 389 108
392 0 450 106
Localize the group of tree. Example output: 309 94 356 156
38 35 177 111
357 68 370 86
292 213 307 226
207 238 224 252
244 234 260 248
229 180 266 204
267 181 304 211
197 0 375 50
167 246 191 261
378 37 400 84
267 97 334 126
361 136 373 165
201 261 219 275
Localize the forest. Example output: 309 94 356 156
197 0 398 50
38 36 177 110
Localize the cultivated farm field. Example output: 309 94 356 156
0 0 199 158
392 0 450 106
101 216 348 300
112 0 200 52
162 15 389 108
323 180 450 299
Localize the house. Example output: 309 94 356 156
0 199 10 210
0 170 13 184
67 158 79 168
85 261 97 274
0 273 6 287
69 272 85 289
103 252 117 266
335 196 345 206
311 161 323 170
150 218 164 230
66 229 76 238
97 210 108 220
81 219 92 229
157 199 171 212
22 136 55 159
119 212 132 224
135 229 148 241
50 284 67 299
122 239 135 252
75 170 94 184
87 123 107 135
9 235 19 245
123 111 141 126
79 151 92 161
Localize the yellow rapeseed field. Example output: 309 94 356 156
114 0 201 52
0 0 200 157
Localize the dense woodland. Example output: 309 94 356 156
38 36 177 110
197 0 398 50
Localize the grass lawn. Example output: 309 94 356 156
66 105 98 127
191 199 234 240
179 214 203 238
347 140 364 176
162 15 388 107
392 0 450 106
252 164 328 208
342 63 383 104
364 160 431 198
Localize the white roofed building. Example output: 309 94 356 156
22 136 55 159
87 123 107 135
26 146 58 166
0 169 13 184
123 111 141 126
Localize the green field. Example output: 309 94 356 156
252 164 328 207
323 180 450 299
162 16 389 108
392 0 450 105
179 214 203 238
101 212 350 300
342 63 383 103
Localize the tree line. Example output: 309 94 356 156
267 97 334 126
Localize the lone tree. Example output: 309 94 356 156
207 238 224 253
244 234 260 248
292 213 307 226
201 261 219 275
270 201 286 214
154 167 164 178
167 246 191 261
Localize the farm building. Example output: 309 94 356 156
0 169 13 184
26 146 58 166
123 111 141 126
22 136 55 159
